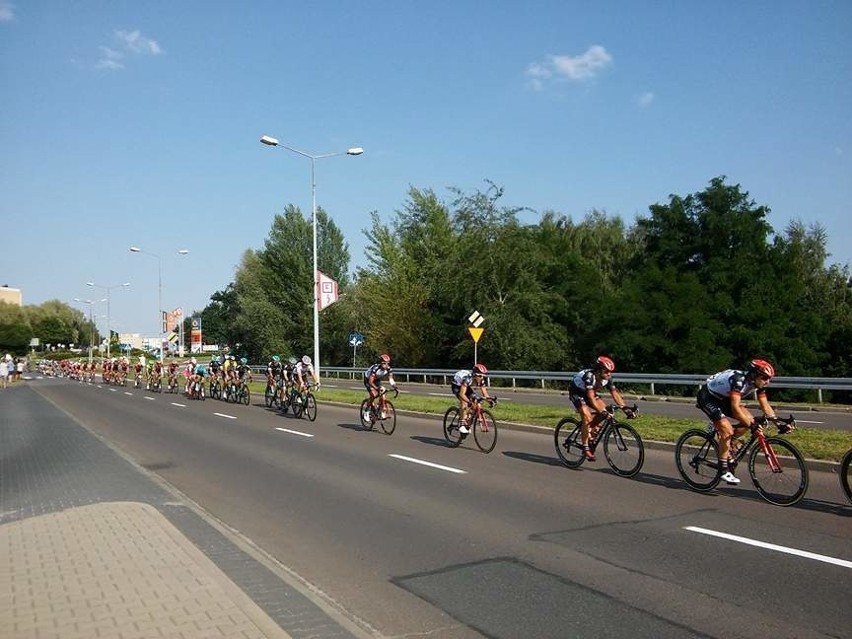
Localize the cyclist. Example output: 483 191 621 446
696 359 782 485
209 355 222 382
568 356 634 462
266 354 283 397
451 363 493 435
166 360 178 391
191 359 208 397
235 357 252 391
362 353 398 422
293 355 318 396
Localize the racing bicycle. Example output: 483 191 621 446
443 395 498 453
675 415 807 506
359 386 398 435
554 404 644 477
290 383 318 421
839 448 852 505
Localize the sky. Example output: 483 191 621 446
2 1 851 338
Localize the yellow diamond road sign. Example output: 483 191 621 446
468 327 484 343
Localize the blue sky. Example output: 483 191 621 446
2 1 850 338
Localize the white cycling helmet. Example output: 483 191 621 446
301 355 311 365
190 357 197 364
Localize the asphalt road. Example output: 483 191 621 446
27 376 852 639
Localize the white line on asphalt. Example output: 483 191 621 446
795 419 824 424
124 392 133 396
109 388 117 392
275 427 314 438
684 526 852 569
214 413 237 420
170 402 186 408
388 454 467 474
427 392 451 397
144 396 155 401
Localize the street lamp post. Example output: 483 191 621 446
130 247 189 362
73 298 106 365
260 134 363 378
87 281 130 359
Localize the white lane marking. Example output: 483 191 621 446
275 427 314 438
144 396 155 401
795 419 823 425
124 392 133 396
214 413 237 420
685 526 852 569
427 392 451 397
170 402 186 408
109 388 118 392
389 454 467 474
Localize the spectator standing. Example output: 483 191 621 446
0 358 8 389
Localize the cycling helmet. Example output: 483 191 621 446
748 359 775 379
472 363 488 376
594 356 615 372
288 356 297 365
272 355 281 362
240 357 248 365
301 355 311 365
379 353 391 364
190 357 197 365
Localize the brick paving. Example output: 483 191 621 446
0 383 364 639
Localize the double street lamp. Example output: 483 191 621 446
73 297 106 364
260 134 363 377
86 281 130 359
130 246 189 362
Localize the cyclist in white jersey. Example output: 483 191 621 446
294 355 319 394
696 359 780 484
451 363 493 434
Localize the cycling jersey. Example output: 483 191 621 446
194 364 207 377
704 369 766 400
294 361 314 379
364 363 393 383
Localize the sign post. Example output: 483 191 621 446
467 310 485 366
348 332 364 368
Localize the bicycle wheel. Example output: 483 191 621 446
359 398 373 429
443 407 463 447
304 393 317 421
241 385 251 406
379 400 396 435
473 409 497 453
554 417 585 468
675 429 722 492
748 437 809 506
603 421 644 477
264 385 275 408
841 449 852 505
291 394 304 418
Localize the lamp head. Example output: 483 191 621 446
347 147 364 156
260 135 279 146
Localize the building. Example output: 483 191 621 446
0 286 22 306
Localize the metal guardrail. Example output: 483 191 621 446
321 367 852 403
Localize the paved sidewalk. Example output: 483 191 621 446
0 383 366 639
1 502 290 639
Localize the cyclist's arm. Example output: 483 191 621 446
459 383 473 405
608 385 628 410
756 393 776 420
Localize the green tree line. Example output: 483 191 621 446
4 176 850 386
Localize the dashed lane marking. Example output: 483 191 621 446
275 427 314 438
170 402 186 408
214 413 237 420
685 526 852 569
388 454 467 474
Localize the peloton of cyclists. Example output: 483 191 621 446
696 359 785 485
451 363 494 434
567 356 635 462
362 353 398 422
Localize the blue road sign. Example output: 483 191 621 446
348 332 364 347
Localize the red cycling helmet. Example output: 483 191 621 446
473 363 488 376
380 353 391 364
594 356 616 372
748 359 775 379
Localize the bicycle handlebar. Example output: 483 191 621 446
754 414 796 433
606 403 639 418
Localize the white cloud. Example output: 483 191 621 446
637 92 655 108
0 1 15 22
115 29 162 56
96 46 125 70
96 29 163 70
526 45 613 89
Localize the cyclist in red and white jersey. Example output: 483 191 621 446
567 356 634 462
696 359 779 484
362 353 397 422
451 363 493 434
